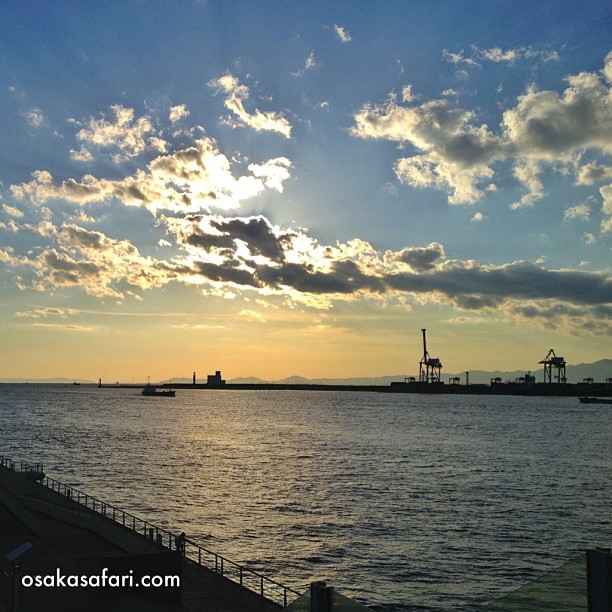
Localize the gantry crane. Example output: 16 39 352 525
539 349 567 384
419 329 443 383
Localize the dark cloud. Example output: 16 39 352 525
389 242 445 272
210 216 292 262
62 224 137 255
385 261 612 307
177 215 294 263
42 250 102 285
256 259 385 294
192 260 260 287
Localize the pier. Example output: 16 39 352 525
0 458 298 611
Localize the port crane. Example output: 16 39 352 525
419 328 442 383
539 349 567 384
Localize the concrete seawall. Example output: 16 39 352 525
0 464 285 611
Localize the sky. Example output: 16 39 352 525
0 1 611 382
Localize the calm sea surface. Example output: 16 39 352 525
0 385 610 610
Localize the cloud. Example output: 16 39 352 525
442 49 478 67
208 74 292 138
478 47 519 63
334 24 351 43
2 204 23 218
384 242 445 272
563 203 591 222
239 309 266 322
70 146 94 162
162 211 612 324
22 108 44 127
4 200 611 333
444 45 560 67
501 72 612 160
576 162 612 185
15 307 79 318
11 138 292 214
474 45 560 65
600 184 612 233
600 184 612 216
383 260 612 310
353 96 502 204
4 94 610 337
169 104 190 123
305 51 316 70
352 52 612 207
75 104 167 162
2 219 189 298
31 322 95 332
509 159 544 209
402 85 416 103
174 214 297 264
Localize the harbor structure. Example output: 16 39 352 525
206 371 225 387
539 349 567 384
419 329 442 383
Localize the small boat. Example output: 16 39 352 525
579 397 612 405
141 384 176 397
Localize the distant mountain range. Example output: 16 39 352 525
2 360 610 385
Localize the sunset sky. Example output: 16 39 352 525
1 1 611 382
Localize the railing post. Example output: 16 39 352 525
587 547 612 611
260 576 264 598
311 581 333 612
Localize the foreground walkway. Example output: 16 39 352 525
0 466 281 612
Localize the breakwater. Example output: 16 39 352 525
137 381 612 397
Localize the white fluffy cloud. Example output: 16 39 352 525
75 104 167 162
352 52 612 207
169 104 190 123
11 138 292 214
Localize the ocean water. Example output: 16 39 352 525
0 385 610 610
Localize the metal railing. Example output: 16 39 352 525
0 456 300 608
0 456 44 474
